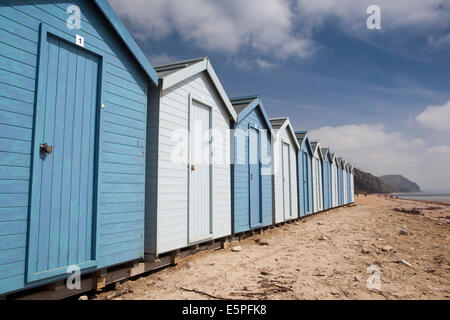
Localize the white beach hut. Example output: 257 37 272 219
145 58 237 257
342 161 349 205
330 153 339 208
349 165 355 203
310 142 324 213
270 118 300 223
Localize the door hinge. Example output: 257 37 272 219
100 104 105 109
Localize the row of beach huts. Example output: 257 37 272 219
0 0 354 297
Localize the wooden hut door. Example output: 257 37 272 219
282 143 291 219
302 151 309 215
188 100 212 243
249 128 261 227
27 35 99 282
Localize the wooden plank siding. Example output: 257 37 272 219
272 125 299 224
232 107 273 234
296 140 313 217
0 0 152 295
146 72 232 256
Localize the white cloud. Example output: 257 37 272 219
296 0 450 31
309 123 450 192
109 0 314 59
416 100 450 132
108 0 449 63
232 57 278 71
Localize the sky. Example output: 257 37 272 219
108 0 450 193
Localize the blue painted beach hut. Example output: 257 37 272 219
337 157 344 206
330 153 339 208
0 0 158 295
321 148 333 210
230 96 275 234
295 132 313 217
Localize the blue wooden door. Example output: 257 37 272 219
322 162 327 209
249 128 261 228
27 35 99 282
338 168 343 205
324 162 330 209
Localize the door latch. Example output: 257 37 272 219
40 143 53 155
191 165 196 171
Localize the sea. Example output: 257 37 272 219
394 193 450 204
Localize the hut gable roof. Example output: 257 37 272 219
230 96 275 138
321 147 333 162
269 118 300 150
338 157 346 169
295 131 313 155
94 0 158 84
330 152 337 163
154 57 237 121
310 141 323 160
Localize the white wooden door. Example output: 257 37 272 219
282 143 291 220
311 157 317 212
189 100 212 243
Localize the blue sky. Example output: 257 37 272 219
109 0 450 192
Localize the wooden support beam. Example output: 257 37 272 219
96 276 107 292
221 239 230 249
170 252 180 266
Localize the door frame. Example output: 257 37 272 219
187 94 213 244
281 141 292 220
27 24 104 283
248 124 262 229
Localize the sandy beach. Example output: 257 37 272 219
92 195 450 300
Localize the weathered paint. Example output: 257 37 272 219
145 58 233 256
0 0 156 295
295 132 313 217
230 97 274 234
